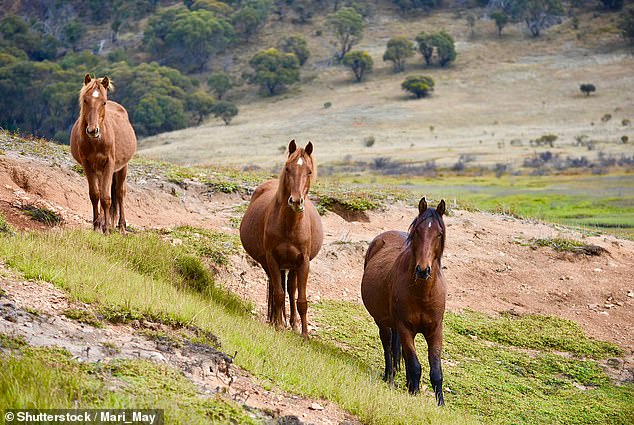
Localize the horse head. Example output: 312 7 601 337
282 139 315 213
80 74 111 139
407 197 446 281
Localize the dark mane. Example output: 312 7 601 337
406 208 446 259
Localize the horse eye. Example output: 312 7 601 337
103 102 106 106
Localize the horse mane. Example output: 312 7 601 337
406 208 446 259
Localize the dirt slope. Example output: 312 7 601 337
0 146 632 420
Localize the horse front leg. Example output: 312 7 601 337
99 162 115 233
265 255 285 329
287 270 298 332
424 325 445 406
398 326 421 395
86 170 101 231
295 259 310 340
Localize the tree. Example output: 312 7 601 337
62 21 83 50
619 6 634 44
207 72 233 99
342 50 373 82
211 100 238 125
383 37 415 72
415 32 434 66
248 48 300 96
327 7 365 62
143 8 234 72
416 31 456 67
186 91 216 124
0 14 58 61
580 83 596 96
232 2 270 42
278 35 310 66
490 10 509 36
433 32 456 67
502 0 564 37
401 75 435 98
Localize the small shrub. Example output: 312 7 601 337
21 205 63 226
579 83 596 96
63 308 103 328
601 113 612 123
621 135 629 144
323 101 332 109
401 75 435 98
622 118 630 126
363 136 375 147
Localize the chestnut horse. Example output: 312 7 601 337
70 74 137 233
240 140 323 339
361 197 447 406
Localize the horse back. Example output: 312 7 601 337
361 230 407 327
239 180 277 265
105 101 137 169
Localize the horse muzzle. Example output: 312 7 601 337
415 264 432 280
85 126 100 139
288 195 305 213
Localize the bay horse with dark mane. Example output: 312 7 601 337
361 197 447 406
240 140 323 339
70 74 137 233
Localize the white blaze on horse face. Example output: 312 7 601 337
92 90 100 98
297 157 303 166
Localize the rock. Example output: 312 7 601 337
309 403 324 411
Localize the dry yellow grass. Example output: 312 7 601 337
138 7 633 171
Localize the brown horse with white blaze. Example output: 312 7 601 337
240 140 323 339
70 74 137 233
361 197 447 406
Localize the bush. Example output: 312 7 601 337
580 83 596 96
342 50 373 82
401 75 435 98
207 72 233 99
619 6 634 44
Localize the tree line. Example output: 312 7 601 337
0 0 632 142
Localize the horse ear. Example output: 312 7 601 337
305 141 313 156
84 74 91 85
101 76 110 90
288 139 297 156
418 197 428 214
436 199 446 216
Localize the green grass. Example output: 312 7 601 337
0 228 470 425
0 343 260 424
314 302 634 424
21 205 64 226
311 301 633 425
327 173 634 238
62 308 103 328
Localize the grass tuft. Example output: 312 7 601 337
62 308 103 328
21 205 63 226
529 237 608 256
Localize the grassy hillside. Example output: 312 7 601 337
0 218 631 424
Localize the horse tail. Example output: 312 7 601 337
391 328 402 371
110 172 118 225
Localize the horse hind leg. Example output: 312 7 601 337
115 166 128 231
379 327 396 384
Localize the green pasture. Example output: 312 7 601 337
312 301 633 425
0 227 469 425
330 173 634 239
